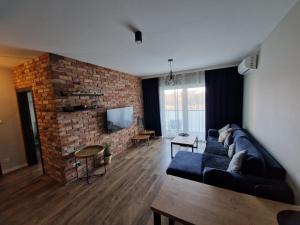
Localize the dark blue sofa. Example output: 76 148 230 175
166 124 294 203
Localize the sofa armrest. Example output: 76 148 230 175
254 184 294 204
208 129 219 138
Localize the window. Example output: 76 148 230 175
159 72 205 140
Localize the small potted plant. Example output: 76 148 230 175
103 143 112 165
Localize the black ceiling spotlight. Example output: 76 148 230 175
135 31 142 44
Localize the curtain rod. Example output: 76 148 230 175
141 62 239 80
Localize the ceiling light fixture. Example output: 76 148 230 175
135 31 142 44
166 59 176 86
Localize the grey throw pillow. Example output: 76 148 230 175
218 128 232 143
218 124 230 134
228 143 235 158
227 150 247 173
224 134 233 148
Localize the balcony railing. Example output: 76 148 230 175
164 109 205 140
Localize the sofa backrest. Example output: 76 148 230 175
235 136 266 177
224 124 286 180
246 134 286 180
232 128 248 141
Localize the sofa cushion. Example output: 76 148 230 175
227 150 247 173
166 151 203 182
232 129 248 142
207 135 218 143
224 133 233 148
235 137 266 176
202 154 230 171
218 128 232 142
228 143 235 158
230 123 241 130
204 141 228 157
218 124 230 134
207 129 219 138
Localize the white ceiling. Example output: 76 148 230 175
0 0 297 76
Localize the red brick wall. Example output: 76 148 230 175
13 54 65 182
13 53 143 183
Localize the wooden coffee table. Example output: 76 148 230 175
132 134 150 145
139 130 155 137
151 176 300 225
171 135 198 158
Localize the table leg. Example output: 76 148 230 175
196 137 198 148
153 212 161 225
192 145 194 152
171 143 173 159
75 157 78 180
85 157 89 184
169 218 175 225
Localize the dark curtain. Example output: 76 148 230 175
205 67 243 135
142 78 162 136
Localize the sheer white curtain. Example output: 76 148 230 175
159 71 206 140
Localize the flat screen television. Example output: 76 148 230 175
107 106 133 133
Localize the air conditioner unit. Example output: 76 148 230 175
238 55 257 75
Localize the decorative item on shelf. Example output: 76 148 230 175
60 91 103 97
74 104 88 111
62 104 98 112
166 58 177 86
103 143 112 165
91 100 98 109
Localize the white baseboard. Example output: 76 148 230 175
3 163 28 174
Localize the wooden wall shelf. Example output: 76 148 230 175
58 106 102 113
60 91 103 97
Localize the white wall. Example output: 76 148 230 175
243 0 300 202
0 68 27 173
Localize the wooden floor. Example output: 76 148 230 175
0 138 204 225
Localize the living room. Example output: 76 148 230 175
0 0 300 224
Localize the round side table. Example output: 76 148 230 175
132 134 150 145
74 145 106 184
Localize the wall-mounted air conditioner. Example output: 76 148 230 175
238 55 257 75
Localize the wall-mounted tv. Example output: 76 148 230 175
107 106 133 133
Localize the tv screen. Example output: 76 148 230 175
107 106 133 133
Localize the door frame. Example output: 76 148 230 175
16 88 45 174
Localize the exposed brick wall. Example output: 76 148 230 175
13 54 65 182
13 53 143 183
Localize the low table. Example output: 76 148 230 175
132 134 150 145
151 176 300 225
74 145 106 184
139 130 155 137
171 135 198 158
